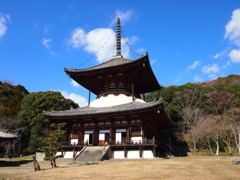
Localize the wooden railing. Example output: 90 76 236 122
61 141 89 146
109 139 156 146
61 139 158 146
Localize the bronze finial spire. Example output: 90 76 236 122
114 18 122 58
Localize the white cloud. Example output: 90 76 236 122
229 49 240 63
213 47 231 59
209 74 218 80
68 28 114 63
44 24 50 35
202 64 220 74
42 38 55 54
194 75 202 82
68 9 138 64
186 60 201 71
71 79 80 87
68 27 137 63
224 9 240 46
42 38 51 49
136 48 146 54
202 64 220 80
222 61 231 68
127 36 139 45
110 9 134 27
174 78 180 83
151 59 157 65
59 90 88 107
32 22 38 29
68 28 86 48
84 28 115 63
0 13 11 39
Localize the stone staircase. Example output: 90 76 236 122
75 146 109 162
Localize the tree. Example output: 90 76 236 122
20 91 79 153
173 89 203 150
0 83 29 117
205 91 235 115
38 123 66 168
207 115 222 156
221 120 234 155
224 107 240 154
195 116 214 155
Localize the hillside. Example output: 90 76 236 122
146 74 240 155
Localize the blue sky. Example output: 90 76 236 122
1 0 240 107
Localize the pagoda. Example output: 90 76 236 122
43 18 174 159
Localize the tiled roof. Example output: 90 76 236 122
43 99 163 117
0 130 18 139
64 54 147 73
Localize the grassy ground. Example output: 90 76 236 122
0 156 240 180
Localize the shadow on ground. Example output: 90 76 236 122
0 160 33 167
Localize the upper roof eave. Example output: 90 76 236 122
64 53 148 74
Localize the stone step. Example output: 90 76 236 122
75 146 109 162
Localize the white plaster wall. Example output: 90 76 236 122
90 94 146 107
55 152 62 156
127 150 140 159
113 150 124 159
84 134 89 144
142 150 154 158
112 150 154 159
64 151 73 158
99 133 105 140
70 139 78 145
131 136 142 144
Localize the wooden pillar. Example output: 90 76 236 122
141 120 145 144
93 128 99 146
141 126 144 144
132 82 134 101
78 130 84 145
124 147 127 158
110 125 115 144
73 148 75 158
139 146 142 158
69 129 73 145
126 125 130 143
112 128 115 143
153 146 156 157
110 127 113 142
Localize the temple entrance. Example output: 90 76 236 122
99 130 110 144
116 129 126 144
84 131 93 145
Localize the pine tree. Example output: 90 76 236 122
38 123 66 168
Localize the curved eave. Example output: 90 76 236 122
43 100 163 118
64 54 161 95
